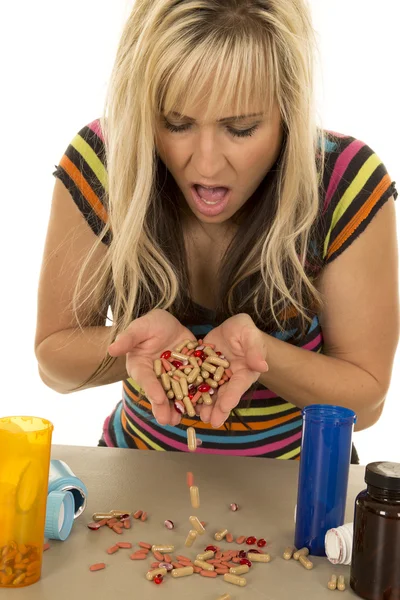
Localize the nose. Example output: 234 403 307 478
191 128 226 179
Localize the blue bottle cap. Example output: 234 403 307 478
45 490 75 541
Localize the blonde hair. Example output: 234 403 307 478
74 0 326 382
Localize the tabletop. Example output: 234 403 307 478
0 445 365 599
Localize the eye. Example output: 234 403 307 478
162 119 259 138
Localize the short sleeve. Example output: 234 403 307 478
52 119 111 245
320 133 397 264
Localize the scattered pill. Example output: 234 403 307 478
92 512 113 521
153 551 163 561
185 530 198 548
223 573 247 587
164 519 174 530
133 510 143 519
337 575 346 591
141 511 148 521
139 542 152 549
190 485 200 508
112 525 123 534
200 570 218 578
229 503 239 512
194 559 214 571
226 533 234 543
215 529 229 541
257 538 267 547
43 543 51 552
159 562 173 571
130 552 148 560
229 564 250 575
299 555 313 570
171 566 194 578
205 545 218 552
187 427 197 452
283 546 295 560
186 472 195 487
107 545 119 555
154 574 164 585
89 563 106 572
248 552 271 563
116 542 132 549
293 547 309 560
145 567 167 581
236 536 246 544
240 558 252 567
328 574 338 590
123 518 131 529
189 516 205 535
87 521 103 530
152 545 175 553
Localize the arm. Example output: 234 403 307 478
258 198 399 431
35 178 128 393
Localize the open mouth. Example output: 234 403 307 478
191 184 231 216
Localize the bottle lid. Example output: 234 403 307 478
45 490 75 541
365 462 400 491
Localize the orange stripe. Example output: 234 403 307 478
123 382 301 431
121 410 149 449
59 154 108 224
327 174 391 259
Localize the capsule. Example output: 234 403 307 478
171 379 184 400
152 545 175 553
283 546 295 560
92 512 113 521
328 574 338 590
180 377 189 396
171 566 194 578
205 378 219 389
184 367 192 375
160 373 171 391
337 575 346 592
202 392 213 405
145 567 167 581
201 361 217 373
223 573 247 587
247 552 271 563
187 427 197 452
299 555 313 570
201 370 210 379
183 396 195 417
175 339 192 352
229 564 250 575
195 376 204 385
214 529 228 541
194 559 214 571
167 390 175 399
206 356 230 368
196 550 214 561
213 366 225 382
154 359 162 377
187 367 200 383
186 341 198 350
189 516 205 535
293 547 309 560
185 530 198 548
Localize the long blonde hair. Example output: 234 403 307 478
74 0 326 381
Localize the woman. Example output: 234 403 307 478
35 0 398 460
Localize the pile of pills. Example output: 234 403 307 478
328 574 346 592
0 541 50 586
153 338 232 444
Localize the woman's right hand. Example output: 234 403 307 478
108 309 195 426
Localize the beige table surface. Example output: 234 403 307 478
0 445 365 600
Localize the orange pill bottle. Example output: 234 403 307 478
0 416 53 587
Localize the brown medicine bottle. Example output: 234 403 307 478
350 462 400 600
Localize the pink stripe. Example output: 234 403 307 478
102 416 115 447
87 119 104 142
123 402 301 456
302 332 322 352
242 389 278 400
323 139 365 213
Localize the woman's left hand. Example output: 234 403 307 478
201 314 269 428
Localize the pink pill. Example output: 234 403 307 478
200 570 217 578
236 536 246 544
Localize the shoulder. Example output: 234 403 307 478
317 130 397 263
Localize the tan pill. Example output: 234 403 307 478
145 567 167 581
283 546 295 560
205 378 219 389
337 575 346 591
201 361 217 373
175 339 192 352
154 359 162 377
189 357 199 368
196 550 214 561
187 367 200 383
189 516 205 534
223 573 247 587
248 552 271 562
194 559 214 571
299 555 313 570
152 545 175 553
201 370 210 379
293 547 309 560
202 392 213 405
171 351 189 362
167 390 174 399
214 528 228 541
180 377 189 396
187 427 197 452
185 529 198 547
213 366 225 381
328 574 337 590
171 379 183 400
173 369 187 379
190 485 200 508
203 346 217 356
183 396 196 417
206 356 230 368
184 367 192 375
171 566 194 578
186 341 198 350
196 376 204 385
216 595 231 600
161 373 171 391
229 564 250 575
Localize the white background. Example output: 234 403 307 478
1 1 399 463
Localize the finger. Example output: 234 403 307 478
108 318 150 356
150 398 174 426
242 327 269 372
199 402 213 424
129 360 167 406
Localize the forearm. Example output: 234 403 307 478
35 327 128 393
259 333 386 431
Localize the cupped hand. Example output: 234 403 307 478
200 314 269 428
108 309 195 426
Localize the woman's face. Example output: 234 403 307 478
155 95 283 225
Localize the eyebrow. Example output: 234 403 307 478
166 111 264 123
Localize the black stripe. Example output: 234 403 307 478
63 143 107 207
78 123 107 163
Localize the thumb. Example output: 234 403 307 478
108 318 149 356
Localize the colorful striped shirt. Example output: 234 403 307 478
53 120 397 460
